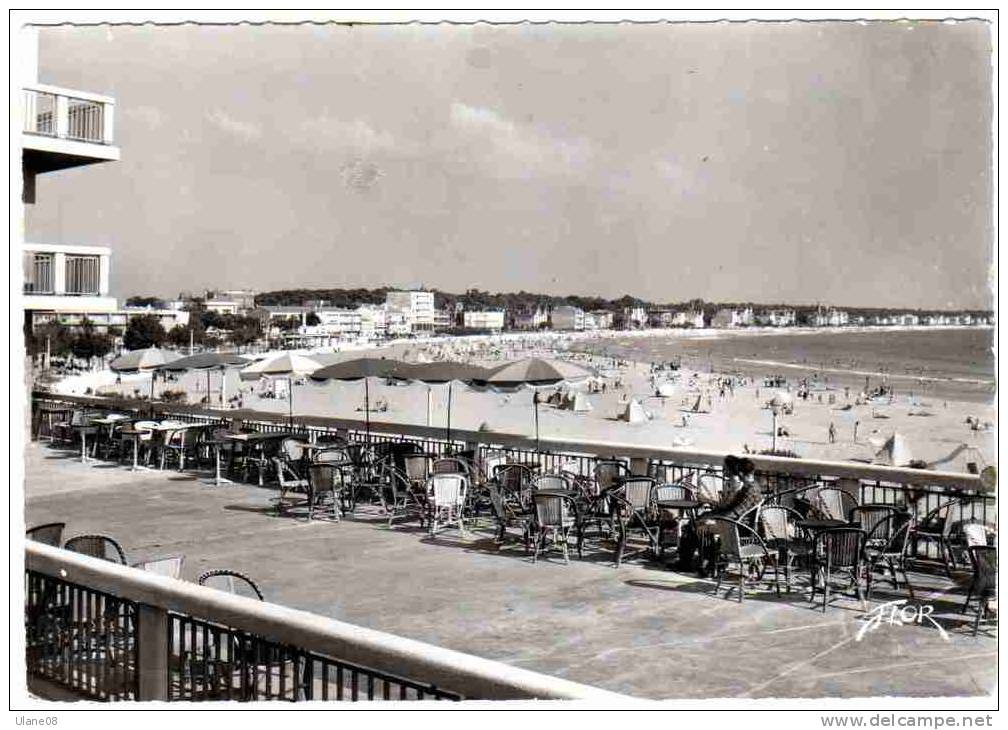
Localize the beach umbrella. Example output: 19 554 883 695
396 361 491 448
156 352 249 408
481 358 596 451
110 347 179 373
110 347 182 402
239 352 320 426
308 358 408 441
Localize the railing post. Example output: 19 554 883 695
136 603 169 701
55 94 69 138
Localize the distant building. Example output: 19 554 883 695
648 309 676 328
357 305 388 339
588 310 615 330
755 309 796 327
711 307 754 328
514 307 549 330
203 299 242 316
385 290 435 332
119 306 190 331
463 310 505 332
206 289 256 312
671 310 705 328
812 307 849 328
623 306 648 329
550 305 585 331
432 309 455 331
314 308 362 337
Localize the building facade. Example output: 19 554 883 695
463 310 505 331
550 306 585 331
711 307 754 328
385 290 435 332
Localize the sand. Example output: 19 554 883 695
68 330 997 472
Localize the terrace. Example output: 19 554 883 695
23 393 997 702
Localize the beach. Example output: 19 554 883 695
69 326 997 472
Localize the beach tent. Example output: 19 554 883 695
690 394 710 414
873 432 914 467
656 381 676 398
621 399 648 424
565 391 593 413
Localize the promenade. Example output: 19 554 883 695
23 441 995 699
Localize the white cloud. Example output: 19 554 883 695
123 105 164 129
448 102 592 177
296 115 397 154
206 109 262 142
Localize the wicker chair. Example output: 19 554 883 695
963 521 990 548
863 512 914 600
272 456 310 517
698 516 779 602
198 569 264 600
593 458 629 496
533 473 572 493
377 464 427 528
814 487 859 521
653 483 696 558
910 499 976 577
426 474 468 536
494 463 535 514
809 527 868 613
962 545 997 636
159 425 194 471
695 472 724 506
26 522 65 547
133 555 184 579
757 504 811 592
306 463 346 521
64 534 127 564
609 476 659 567
530 492 580 564
849 505 900 549
486 480 530 547
403 454 433 490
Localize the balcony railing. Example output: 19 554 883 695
25 542 624 702
23 85 114 145
30 391 997 532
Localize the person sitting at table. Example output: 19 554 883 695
675 455 763 576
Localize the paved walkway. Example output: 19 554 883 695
24 442 995 699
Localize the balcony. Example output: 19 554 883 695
21 84 120 202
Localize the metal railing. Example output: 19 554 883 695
23 85 114 145
31 390 994 515
25 542 625 703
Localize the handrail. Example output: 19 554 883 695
26 542 628 702
32 390 988 492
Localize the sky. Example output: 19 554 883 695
25 21 994 309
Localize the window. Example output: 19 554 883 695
64 255 101 295
24 252 54 294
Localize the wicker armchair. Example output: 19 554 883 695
272 456 310 517
910 499 975 577
962 545 997 636
198 569 264 600
493 463 535 514
698 516 779 602
530 492 580 564
377 464 427 528
814 487 859 522
863 511 914 600
849 505 900 549
653 483 696 558
64 534 127 564
26 522 65 547
809 527 868 612
426 474 469 536
306 463 347 521
757 504 811 592
609 476 659 567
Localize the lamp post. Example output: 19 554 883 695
771 404 779 453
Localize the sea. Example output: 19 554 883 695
570 327 996 404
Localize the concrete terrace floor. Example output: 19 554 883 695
24 442 996 700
